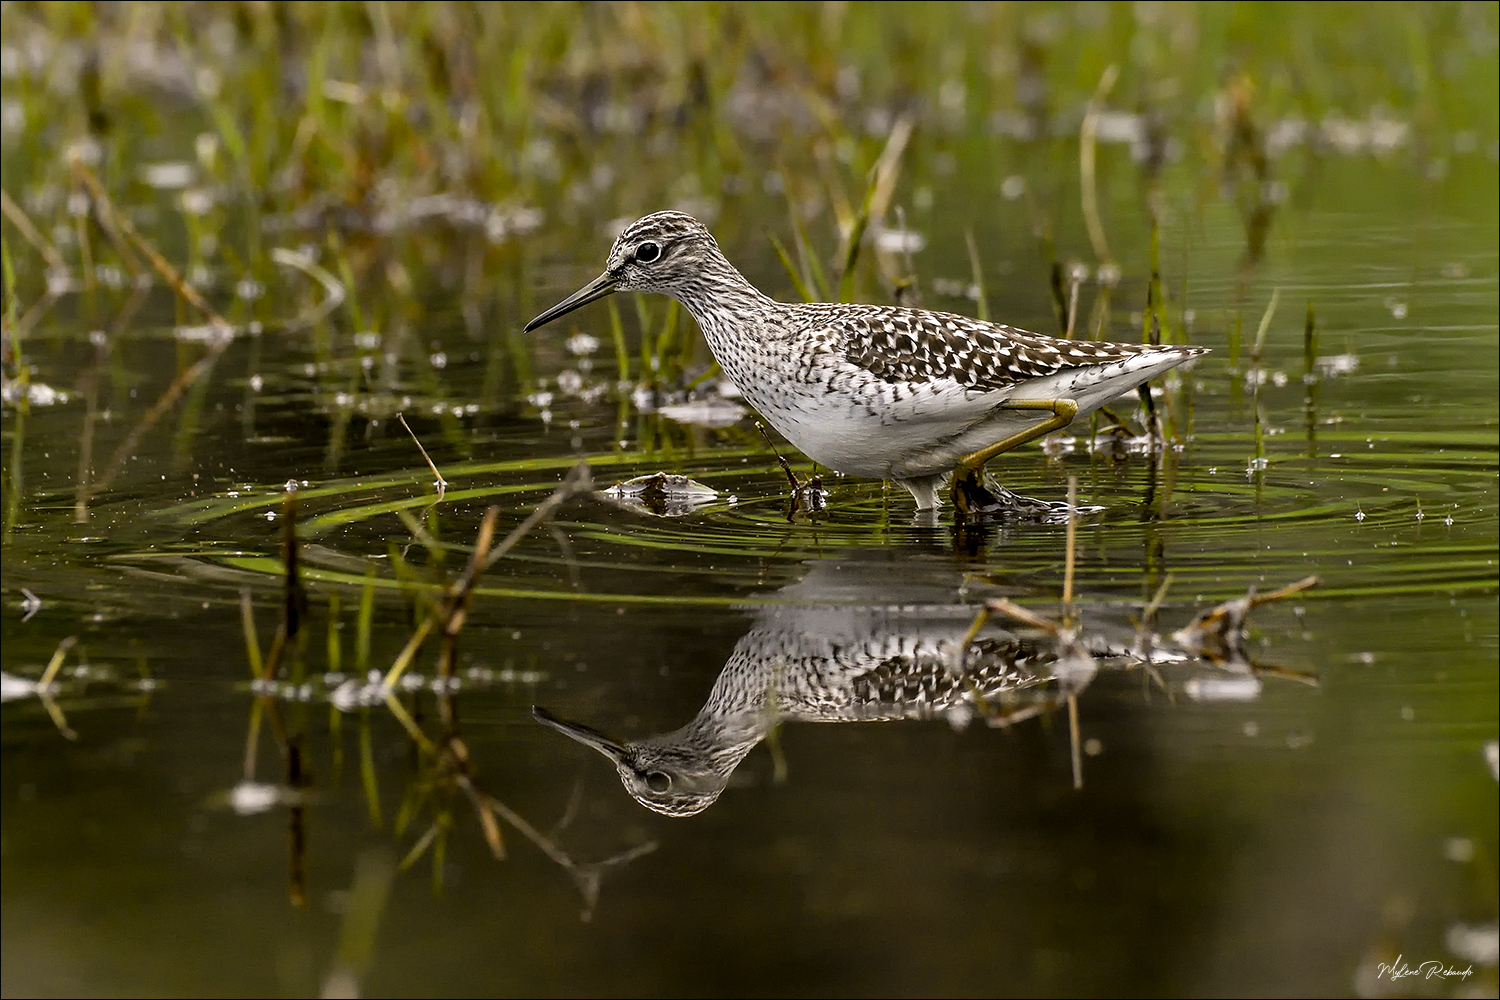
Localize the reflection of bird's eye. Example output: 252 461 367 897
645 771 672 793
635 242 661 264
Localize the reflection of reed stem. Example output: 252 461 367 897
1068 693 1082 791
38 635 77 688
240 590 265 679
1304 301 1319 459
75 287 146 522
5 406 24 540
359 710 383 828
383 466 588 692
243 699 263 781
75 160 236 498
288 743 307 908
1062 477 1078 620
320 849 395 999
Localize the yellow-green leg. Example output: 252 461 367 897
952 398 1079 515
958 398 1079 471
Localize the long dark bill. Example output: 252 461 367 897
532 706 627 763
523 272 618 333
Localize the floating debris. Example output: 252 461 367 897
221 780 299 816
930 277 984 301
329 677 384 712
0 672 39 702
1263 113 1410 157
788 477 829 515
1090 429 1156 459
1173 576 1320 666
873 226 926 254
173 323 236 345
1183 675 1263 702
244 666 534 711
140 161 194 189
1 380 70 406
1040 433 1076 458
598 473 719 518
1315 353 1360 377
656 398 749 428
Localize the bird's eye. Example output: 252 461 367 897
645 771 672 793
635 242 661 264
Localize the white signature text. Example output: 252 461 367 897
1376 956 1474 982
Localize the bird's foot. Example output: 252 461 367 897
786 474 828 519
756 420 828 520
951 468 1076 523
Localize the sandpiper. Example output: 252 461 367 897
526 211 1206 510
534 556 1049 817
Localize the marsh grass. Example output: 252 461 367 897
222 461 657 912
0 0 1494 946
2 3 1491 536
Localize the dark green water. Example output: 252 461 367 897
3 16 1498 997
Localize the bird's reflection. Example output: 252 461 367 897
535 556 1054 817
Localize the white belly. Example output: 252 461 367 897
728 351 1190 480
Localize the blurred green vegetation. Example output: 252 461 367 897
0 11 1496 996
1 2 1495 286
2 1 1495 502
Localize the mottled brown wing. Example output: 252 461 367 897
836 305 1154 390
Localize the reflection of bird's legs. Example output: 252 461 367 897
953 398 1079 514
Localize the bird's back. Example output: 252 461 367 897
733 301 1206 480
779 301 1185 392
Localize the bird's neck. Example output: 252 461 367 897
668 711 769 770
664 252 776 349
640 655 785 778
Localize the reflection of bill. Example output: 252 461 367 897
532 554 1323 818
534 556 1051 817
1375 957 1474 982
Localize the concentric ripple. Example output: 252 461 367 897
120 415 1498 610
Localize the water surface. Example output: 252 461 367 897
2 8 1497 996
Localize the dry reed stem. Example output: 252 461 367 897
398 413 449 496
985 597 1063 635
0 190 65 273
383 464 590 692
964 228 990 322
270 248 347 330
1080 65 1120 265
1251 287 1280 365
73 162 230 329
